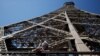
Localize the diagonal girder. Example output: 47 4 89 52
86 38 100 43
51 18 66 23
65 11 90 52
28 21 69 35
50 17 100 26
1 12 64 40
73 22 100 26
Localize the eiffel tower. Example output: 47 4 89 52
0 1 100 56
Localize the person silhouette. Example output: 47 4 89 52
32 40 49 56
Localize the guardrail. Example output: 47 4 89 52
0 51 100 56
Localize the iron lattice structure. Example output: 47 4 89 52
0 2 100 56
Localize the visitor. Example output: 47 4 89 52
32 40 49 56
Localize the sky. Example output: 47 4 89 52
0 0 100 27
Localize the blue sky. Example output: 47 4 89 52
0 0 100 27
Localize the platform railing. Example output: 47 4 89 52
0 51 100 56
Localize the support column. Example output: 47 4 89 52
0 27 4 38
0 27 4 52
0 27 9 56
65 11 90 52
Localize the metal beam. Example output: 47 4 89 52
73 22 100 26
65 11 90 52
1 13 63 40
